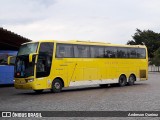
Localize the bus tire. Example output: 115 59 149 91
118 75 127 87
128 75 135 86
51 79 62 93
34 90 43 93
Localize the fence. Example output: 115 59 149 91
148 65 160 72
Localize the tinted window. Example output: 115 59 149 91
0 51 17 65
137 48 146 58
90 46 105 58
90 46 98 58
0 53 8 65
74 45 90 58
36 42 54 78
105 47 117 58
128 48 137 58
56 44 74 58
97 47 105 58
117 47 128 58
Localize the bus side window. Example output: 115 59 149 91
90 46 98 58
128 48 137 58
59 46 65 58
105 47 117 58
105 47 112 58
137 48 146 59
0 53 8 65
37 58 45 72
36 42 54 78
117 47 128 58
56 44 74 58
74 45 90 58
97 47 104 58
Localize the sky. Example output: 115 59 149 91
1 0 160 44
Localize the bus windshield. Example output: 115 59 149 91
15 55 35 78
15 43 38 78
18 42 38 56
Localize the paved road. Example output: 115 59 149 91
0 72 160 119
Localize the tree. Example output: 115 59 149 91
152 48 160 70
127 29 160 58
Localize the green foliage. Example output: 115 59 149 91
152 48 160 66
127 29 160 58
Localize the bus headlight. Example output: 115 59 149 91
25 78 34 83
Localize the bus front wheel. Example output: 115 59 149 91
51 79 62 93
118 75 127 87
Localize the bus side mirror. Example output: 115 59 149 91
29 53 38 63
7 56 16 65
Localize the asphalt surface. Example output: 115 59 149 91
0 72 160 120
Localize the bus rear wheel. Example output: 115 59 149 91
118 75 127 87
51 79 62 93
128 75 135 86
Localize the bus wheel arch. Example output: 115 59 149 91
128 74 136 86
118 74 127 87
51 77 64 93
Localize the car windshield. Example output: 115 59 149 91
18 42 38 56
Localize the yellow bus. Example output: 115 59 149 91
14 40 148 93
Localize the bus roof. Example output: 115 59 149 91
22 40 147 48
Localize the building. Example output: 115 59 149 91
0 27 31 50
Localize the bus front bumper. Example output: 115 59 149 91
14 83 34 90
14 78 44 90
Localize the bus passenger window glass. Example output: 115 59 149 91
74 45 90 58
128 48 137 58
105 47 117 58
91 46 105 58
117 47 128 58
56 44 74 58
97 47 104 58
36 42 54 78
90 46 98 58
137 48 146 58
